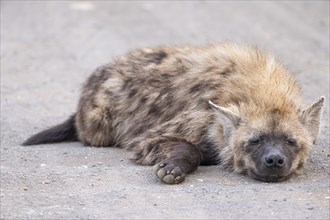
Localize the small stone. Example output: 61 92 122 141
23 187 28 191
40 164 46 167
307 207 314 210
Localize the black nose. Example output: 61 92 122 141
264 151 285 168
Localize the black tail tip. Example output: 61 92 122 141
22 138 38 146
21 114 78 146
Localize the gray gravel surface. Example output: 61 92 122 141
1 1 329 219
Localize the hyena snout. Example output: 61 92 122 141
264 149 286 168
251 146 292 182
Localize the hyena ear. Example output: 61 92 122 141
209 100 241 131
299 96 325 143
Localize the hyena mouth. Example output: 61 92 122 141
250 171 291 182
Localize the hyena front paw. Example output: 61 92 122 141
154 162 186 184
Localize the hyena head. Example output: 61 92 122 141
209 97 324 182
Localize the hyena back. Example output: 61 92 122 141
24 44 324 184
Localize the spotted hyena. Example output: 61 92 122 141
24 43 324 184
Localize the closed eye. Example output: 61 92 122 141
248 136 263 145
286 138 297 146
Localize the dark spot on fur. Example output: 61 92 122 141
196 99 208 109
189 83 205 93
189 80 218 94
163 93 174 107
236 159 245 169
296 161 304 171
148 78 162 87
205 66 217 73
271 108 281 115
128 89 137 98
105 89 113 96
151 50 168 64
148 103 160 115
140 96 147 104
175 123 185 134
218 61 235 76
174 58 189 74
122 78 133 91
219 67 231 75
144 50 168 65
132 126 146 136
162 112 176 123
161 73 171 79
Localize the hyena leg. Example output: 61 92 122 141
76 105 114 147
131 136 202 184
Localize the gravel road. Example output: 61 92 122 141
1 1 329 219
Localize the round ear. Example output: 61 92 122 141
209 100 241 140
299 96 325 143
209 100 241 127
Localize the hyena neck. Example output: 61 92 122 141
205 121 234 168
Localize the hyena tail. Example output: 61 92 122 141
22 114 78 146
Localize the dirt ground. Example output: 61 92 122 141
1 1 329 219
